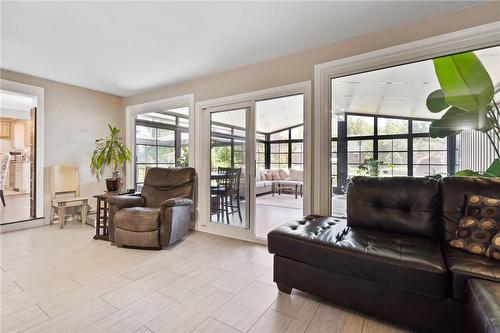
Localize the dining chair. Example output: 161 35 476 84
0 154 10 207
50 165 88 228
212 167 242 223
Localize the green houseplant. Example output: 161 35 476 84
90 124 132 191
426 51 500 177
357 158 393 176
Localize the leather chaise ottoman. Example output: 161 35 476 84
467 279 500 333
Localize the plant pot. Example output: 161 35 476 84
105 178 120 192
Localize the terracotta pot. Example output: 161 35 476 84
105 178 120 192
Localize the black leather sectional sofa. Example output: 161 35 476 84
268 176 500 332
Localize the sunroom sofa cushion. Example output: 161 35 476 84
347 177 441 239
268 215 449 299
444 245 500 302
467 279 500 333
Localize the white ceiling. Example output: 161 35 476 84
333 46 500 120
0 1 485 97
0 90 35 120
210 94 304 133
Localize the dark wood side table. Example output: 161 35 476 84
93 193 116 240
93 191 140 240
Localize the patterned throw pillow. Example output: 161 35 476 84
486 231 500 261
450 195 500 256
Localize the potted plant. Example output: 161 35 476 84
90 124 132 192
357 158 393 176
426 51 499 177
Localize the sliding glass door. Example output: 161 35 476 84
205 102 254 239
210 107 250 230
201 89 309 242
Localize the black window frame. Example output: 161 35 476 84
331 113 455 194
135 113 189 190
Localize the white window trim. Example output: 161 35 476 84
0 79 45 221
195 81 312 242
125 94 195 189
314 21 500 216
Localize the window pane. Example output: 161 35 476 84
413 165 430 177
157 129 175 146
393 151 408 164
378 139 392 151
413 137 429 150
158 146 175 163
178 117 189 128
412 120 430 134
136 164 149 183
270 130 289 141
292 153 302 164
136 126 156 145
378 118 408 135
393 139 407 151
347 115 374 137
291 126 303 140
430 138 447 150
136 145 156 163
292 142 303 152
430 151 447 164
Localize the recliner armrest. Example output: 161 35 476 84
107 195 145 210
160 198 193 208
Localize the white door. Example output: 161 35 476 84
201 102 256 240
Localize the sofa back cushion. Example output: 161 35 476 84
347 176 441 239
289 168 303 181
441 177 500 241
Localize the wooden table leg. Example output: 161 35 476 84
58 206 66 229
103 201 108 237
81 201 88 225
94 198 101 239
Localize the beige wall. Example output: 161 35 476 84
0 69 124 215
124 2 500 107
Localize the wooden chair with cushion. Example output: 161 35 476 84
50 165 88 228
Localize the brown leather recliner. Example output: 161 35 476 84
107 167 196 249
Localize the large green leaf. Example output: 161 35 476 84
433 52 494 113
429 106 492 138
485 159 500 177
454 169 483 177
426 89 449 113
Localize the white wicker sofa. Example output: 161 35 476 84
255 168 303 196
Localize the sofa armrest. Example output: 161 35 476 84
107 195 145 210
160 198 193 208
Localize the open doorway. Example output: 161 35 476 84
0 90 37 224
254 94 304 238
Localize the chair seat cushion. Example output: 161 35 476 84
467 279 500 333
444 245 500 301
114 207 160 232
268 215 449 299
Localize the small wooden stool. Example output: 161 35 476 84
50 197 89 228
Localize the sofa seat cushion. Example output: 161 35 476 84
467 279 500 333
268 215 448 299
444 245 500 301
256 181 273 188
115 207 160 232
